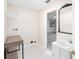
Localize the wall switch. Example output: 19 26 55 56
13 28 18 31
30 41 33 44
34 41 36 43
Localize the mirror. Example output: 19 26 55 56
47 11 56 50
58 3 72 34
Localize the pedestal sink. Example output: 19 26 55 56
52 40 74 59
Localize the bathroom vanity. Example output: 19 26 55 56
52 40 75 59
4 35 24 59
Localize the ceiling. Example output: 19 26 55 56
8 0 53 10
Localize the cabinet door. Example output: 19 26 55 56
60 49 71 59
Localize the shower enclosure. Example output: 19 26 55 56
47 11 56 50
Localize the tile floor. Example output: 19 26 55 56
23 43 53 59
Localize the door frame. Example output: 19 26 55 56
45 10 57 49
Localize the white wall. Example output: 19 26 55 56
4 0 8 39
40 0 72 48
7 4 40 45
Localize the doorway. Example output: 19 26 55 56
47 11 56 50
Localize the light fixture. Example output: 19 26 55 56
45 0 50 3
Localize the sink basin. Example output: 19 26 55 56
52 40 73 50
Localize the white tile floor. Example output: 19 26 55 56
24 43 53 59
